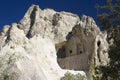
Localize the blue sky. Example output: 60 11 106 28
0 0 105 30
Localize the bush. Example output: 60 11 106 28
60 72 87 80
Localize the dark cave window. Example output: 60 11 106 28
57 47 66 58
97 41 101 47
69 50 72 54
80 51 82 54
77 51 82 55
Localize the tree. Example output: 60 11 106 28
96 0 120 30
95 0 120 80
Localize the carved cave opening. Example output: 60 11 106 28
97 40 101 63
55 42 66 59
55 42 84 70
97 40 101 47
69 50 72 54
77 43 83 55
80 51 82 54
57 47 66 58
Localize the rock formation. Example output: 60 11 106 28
0 5 109 80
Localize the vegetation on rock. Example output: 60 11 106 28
60 72 86 80
95 0 120 80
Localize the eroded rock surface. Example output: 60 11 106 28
0 5 109 80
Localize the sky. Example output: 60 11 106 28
0 0 105 30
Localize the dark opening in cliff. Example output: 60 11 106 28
97 40 101 47
55 42 66 58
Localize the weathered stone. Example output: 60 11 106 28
0 4 109 80
57 19 109 79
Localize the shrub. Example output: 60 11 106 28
60 72 87 80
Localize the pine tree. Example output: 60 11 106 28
95 0 120 80
97 0 120 30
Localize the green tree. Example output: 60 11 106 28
95 0 120 80
60 72 86 80
96 0 120 30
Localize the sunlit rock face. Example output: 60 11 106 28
56 15 109 79
0 5 109 80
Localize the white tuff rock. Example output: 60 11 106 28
0 5 109 80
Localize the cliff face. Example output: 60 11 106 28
0 5 109 80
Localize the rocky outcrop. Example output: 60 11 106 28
94 32 109 66
57 15 109 79
0 4 109 80
18 5 79 44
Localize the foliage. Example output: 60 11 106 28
0 53 19 80
0 61 18 80
0 71 18 80
60 72 86 80
95 0 120 30
95 0 120 80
